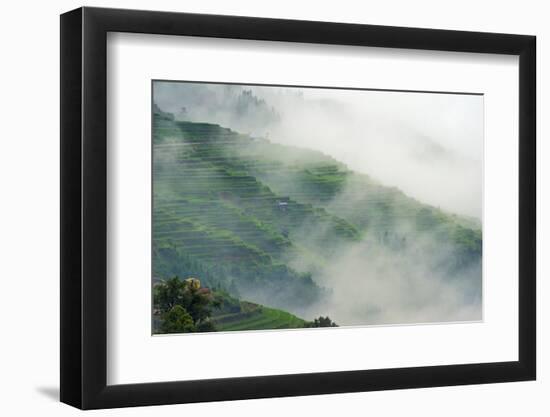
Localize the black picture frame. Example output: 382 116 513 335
60 6 536 410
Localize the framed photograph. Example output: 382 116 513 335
60 6 536 409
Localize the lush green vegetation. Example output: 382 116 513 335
153 109 361 311
153 277 219 333
304 316 338 328
152 105 482 332
153 276 334 333
211 294 307 331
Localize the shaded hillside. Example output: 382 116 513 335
154 110 361 311
152 105 482 320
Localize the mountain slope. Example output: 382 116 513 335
154 113 361 310
152 105 482 318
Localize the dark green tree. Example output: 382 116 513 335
154 276 189 313
160 305 195 333
154 276 219 333
185 285 213 324
304 316 338 328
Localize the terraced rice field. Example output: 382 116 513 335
213 302 306 331
152 113 362 309
152 106 482 318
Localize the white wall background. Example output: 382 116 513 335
0 0 545 415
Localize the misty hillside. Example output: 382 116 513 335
153 105 482 324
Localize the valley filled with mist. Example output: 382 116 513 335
152 82 482 333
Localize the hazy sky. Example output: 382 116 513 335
154 82 483 219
